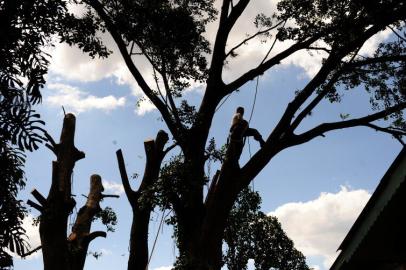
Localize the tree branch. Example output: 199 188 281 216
163 143 178 155
101 194 120 199
388 25 406 42
363 123 406 146
344 54 406 69
31 189 47 207
208 0 250 85
290 68 345 131
225 35 320 93
161 64 182 127
115 149 136 203
225 21 284 59
87 0 181 141
292 103 406 145
27 199 43 212
84 231 107 244
20 245 42 258
308 46 332 54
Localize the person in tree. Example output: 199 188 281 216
229 106 265 148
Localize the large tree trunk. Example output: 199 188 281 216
169 127 245 270
38 113 85 270
27 114 110 270
116 130 169 270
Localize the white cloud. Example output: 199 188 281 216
99 248 113 256
359 28 392 56
10 214 42 260
135 99 157 116
153 266 172 270
270 186 371 270
102 180 125 195
46 1 393 114
45 83 126 114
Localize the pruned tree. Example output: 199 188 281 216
0 0 110 267
5 0 405 269
116 130 174 270
27 114 117 270
70 0 406 269
224 187 309 270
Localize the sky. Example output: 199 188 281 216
11 1 405 270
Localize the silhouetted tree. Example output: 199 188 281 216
77 0 406 270
75 0 406 269
5 0 406 269
224 188 309 270
0 0 109 267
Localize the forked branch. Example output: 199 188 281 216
292 103 406 145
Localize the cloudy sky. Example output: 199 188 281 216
12 1 404 270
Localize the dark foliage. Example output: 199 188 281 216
0 143 27 270
93 206 118 232
0 0 109 267
224 188 309 270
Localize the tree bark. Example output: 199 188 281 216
36 113 85 270
116 130 169 270
67 174 106 270
28 114 111 270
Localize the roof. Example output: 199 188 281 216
330 147 406 270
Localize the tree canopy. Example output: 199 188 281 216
3 0 406 270
224 187 309 270
0 0 108 267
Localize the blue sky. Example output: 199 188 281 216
12 2 404 269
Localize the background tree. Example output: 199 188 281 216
224 187 309 270
70 0 406 269
0 0 109 267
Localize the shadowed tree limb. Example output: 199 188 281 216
28 113 83 270
225 35 321 93
20 246 42 258
344 54 406 69
67 174 112 270
116 149 137 205
86 0 183 144
363 123 406 146
26 200 43 212
116 130 170 270
225 20 285 59
292 103 406 146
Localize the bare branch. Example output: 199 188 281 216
163 143 178 155
161 64 182 127
364 123 406 137
225 21 284 59
27 199 43 212
101 194 120 199
290 68 345 131
225 35 320 93
31 189 47 206
308 46 332 54
209 0 250 83
115 149 136 203
84 231 107 244
388 25 406 42
344 54 406 69
87 0 181 141
20 246 42 258
292 103 406 145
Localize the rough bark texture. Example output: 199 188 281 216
39 113 84 270
116 130 169 270
27 114 109 270
67 174 106 270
